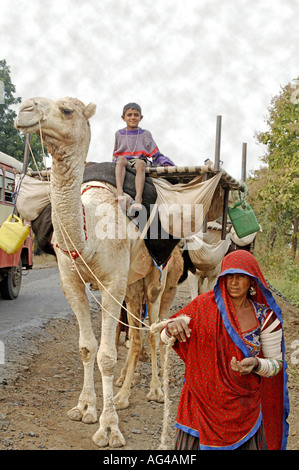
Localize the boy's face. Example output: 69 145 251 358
122 108 143 130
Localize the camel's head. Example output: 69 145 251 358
15 97 96 160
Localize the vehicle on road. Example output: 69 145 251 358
0 151 33 299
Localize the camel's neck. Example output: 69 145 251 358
51 155 86 255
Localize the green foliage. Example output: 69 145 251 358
254 238 299 308
246 77 299 304
255 79 299 214
253 77 299 258
0 59 46 168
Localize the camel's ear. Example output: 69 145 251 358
84 102 96 120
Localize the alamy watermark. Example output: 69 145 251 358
94 202 204 250
291 79 299 105
0 80 4 104
291 340 299 365
0 340 4 365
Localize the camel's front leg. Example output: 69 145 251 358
58 265 98 424
204 264 221 293
158 271 181 377
92 288 126 448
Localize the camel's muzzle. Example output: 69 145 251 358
15 99 46 133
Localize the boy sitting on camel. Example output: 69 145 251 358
113 102 174 214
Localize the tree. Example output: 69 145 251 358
0 59 46 167
247 167 294 250
255 78 299 258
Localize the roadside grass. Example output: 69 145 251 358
33 253 57 267
32 247 298 308
254 244 299 309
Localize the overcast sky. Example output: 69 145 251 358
1 0 298 180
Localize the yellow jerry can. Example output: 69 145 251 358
0 214 30 255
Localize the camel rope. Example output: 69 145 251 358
26 130 177 450
149 325 176 450
26 132 159 332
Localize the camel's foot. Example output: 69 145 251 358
115 376 124 387
147 386 164 403
114 389 130 410
115 372 138 388
67 405 97 424
92 425 125 448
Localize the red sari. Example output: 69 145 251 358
171 250 289 450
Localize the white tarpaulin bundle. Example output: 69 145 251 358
15 174 51 221
185 230 232 270
230 226 258 246
152 172 224 238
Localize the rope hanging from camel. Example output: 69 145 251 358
151 329 176 450
25 126 181 450
26 129 164 332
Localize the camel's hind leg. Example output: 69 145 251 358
144 269 165 403
114 279 144 410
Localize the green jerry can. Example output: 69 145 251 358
228 200 260 238
0 214 30 255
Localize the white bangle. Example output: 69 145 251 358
254 358 281 377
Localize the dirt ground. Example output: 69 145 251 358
0 269 298 451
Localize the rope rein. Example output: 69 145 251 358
159 338 176 450
26 126 175 449
27 134 150 330
26 130 173 335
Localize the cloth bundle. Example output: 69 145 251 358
152 172 224 238
15 173 51 221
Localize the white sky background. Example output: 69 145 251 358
0 0 298 180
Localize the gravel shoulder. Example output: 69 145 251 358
0 272 298 451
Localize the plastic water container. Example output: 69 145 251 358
228 201 260 238
0 214 30 254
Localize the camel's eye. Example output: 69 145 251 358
60 107 74 116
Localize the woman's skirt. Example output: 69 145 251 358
174 423 267 450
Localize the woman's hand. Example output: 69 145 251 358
166 317 191 343
230 356 258 375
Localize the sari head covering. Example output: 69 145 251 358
173 250 289 450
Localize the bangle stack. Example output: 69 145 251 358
165 323 172 338
254 358 281 377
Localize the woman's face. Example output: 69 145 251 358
225 273 252 301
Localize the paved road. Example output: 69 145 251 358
0 267 71 338
0 266 76 380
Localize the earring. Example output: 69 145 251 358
249 285 256 296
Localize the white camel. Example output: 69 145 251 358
15 96 181 448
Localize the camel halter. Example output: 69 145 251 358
25 124 174 450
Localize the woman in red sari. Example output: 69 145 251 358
161 250 289 450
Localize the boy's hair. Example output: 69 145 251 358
122 102 142 116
